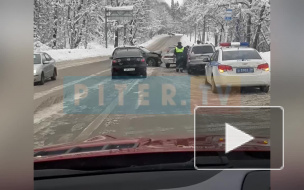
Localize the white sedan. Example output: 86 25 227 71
205 43 270 93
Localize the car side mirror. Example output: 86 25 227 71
109 56 113 60
203 57 210 62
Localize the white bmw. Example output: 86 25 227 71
205 42 270 93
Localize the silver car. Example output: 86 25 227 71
34 52 57 85
163 47 176 68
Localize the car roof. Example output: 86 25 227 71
115 46 139 49
221 47 257 52
192 44 214 47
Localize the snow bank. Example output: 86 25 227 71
180 35 195 46
180 32 215 46
140 34 168 47
105 6 133 11
34 41 52 52
45 46 114 62
260 51 271 65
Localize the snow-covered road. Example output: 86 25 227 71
34 35 270 149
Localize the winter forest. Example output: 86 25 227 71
34 0 270 52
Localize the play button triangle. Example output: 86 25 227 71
225 123 254 154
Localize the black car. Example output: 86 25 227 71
110 47 147 78
138 46 162 67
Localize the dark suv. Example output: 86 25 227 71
110 47 147 78
187 44 215 74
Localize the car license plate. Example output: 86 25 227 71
124 68 135 71
236 68 254 73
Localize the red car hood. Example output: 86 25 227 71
34 135 270 162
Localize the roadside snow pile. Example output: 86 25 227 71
180 35 195 46
34 41 52 52
140 34 168 47
260 51 271 65
45 46 114 62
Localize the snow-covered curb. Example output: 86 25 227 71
34 41 115 63
44 48 114 62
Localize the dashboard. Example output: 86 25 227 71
35 170 270 190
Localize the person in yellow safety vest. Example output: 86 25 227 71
174 42 185 73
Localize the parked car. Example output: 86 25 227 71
34 52 57 85
110 47 147 78
187 44 215 74
205 42 270 93
163 47 176 68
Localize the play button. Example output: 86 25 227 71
225 123 254 154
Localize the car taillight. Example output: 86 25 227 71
112 60 117 64
218 65 233 73
141 58 145 62
257 63 269 71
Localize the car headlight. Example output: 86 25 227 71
34 69 37 75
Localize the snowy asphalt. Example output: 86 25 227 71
33 35 270 148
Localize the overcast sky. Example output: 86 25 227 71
163 0 184 7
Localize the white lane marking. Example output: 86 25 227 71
34 68 156 126
73 79 141 142
57 57 110 70
34 69 111 100
73 68 156 142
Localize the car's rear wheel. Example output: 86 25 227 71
211 75 217 93
112 73 118 79
166 64 170 68
141 71 147 78
147 58 156 67
39 72 45 85
260 86 270 93
51 69 57 80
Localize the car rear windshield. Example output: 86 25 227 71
34 54 41 64
114 49 142 58
191 46 214 54
222 50 262 61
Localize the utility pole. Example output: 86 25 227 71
105 8 108 48
195 24 197 42
202 17 206 43
123 24 127 45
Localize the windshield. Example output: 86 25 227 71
191 46 214 54
33 0 272 176
223 50 262 61
34 54 41 64
113 49 142 58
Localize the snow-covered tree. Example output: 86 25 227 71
34 0 173 49
181 0 270 51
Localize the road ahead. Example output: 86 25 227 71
34 35 270 148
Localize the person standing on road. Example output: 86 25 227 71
174 42 185 73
